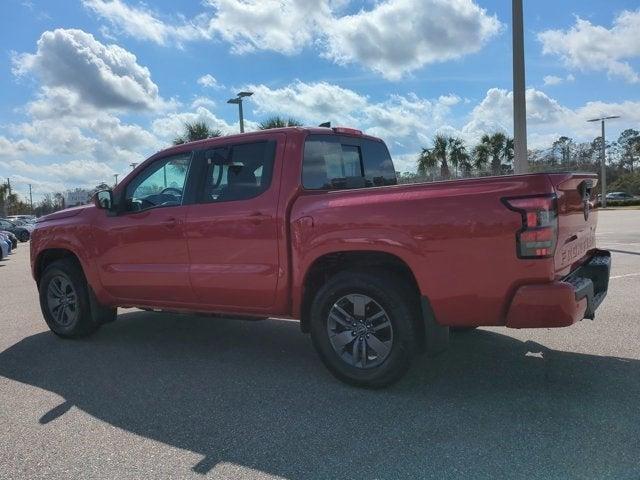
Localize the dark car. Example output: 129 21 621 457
606 191 637 202
0 219 30 242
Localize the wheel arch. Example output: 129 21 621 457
299 251 420 328
34 248 84 285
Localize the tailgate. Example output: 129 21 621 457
548 173 599 276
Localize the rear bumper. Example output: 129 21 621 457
505 249 611 328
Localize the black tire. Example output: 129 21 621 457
451 326 477 333
18 230 30 242
38 259 110 338
310 270 418 388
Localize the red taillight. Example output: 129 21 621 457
502 194 558 259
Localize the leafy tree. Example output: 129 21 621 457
258 116 303 130
615 129 640 172
552 136 575 164
0 183 8 217
173 121 222 145
609 172 640 195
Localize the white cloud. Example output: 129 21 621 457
543 75 563 86
12 28 172 111
461 87 640 149
83 0 204 46
538 9 640 83
247 81 367 126
204 0 330 55
197 74 221 89
84 0 502 80
543 74 575 86
246 80 461 151
0 84 162 196
322 0 502 80
151 106 256 141
191 96 217 109
0 159 116 185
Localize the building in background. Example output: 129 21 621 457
65 188 90 207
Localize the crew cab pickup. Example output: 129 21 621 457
31 127 611 387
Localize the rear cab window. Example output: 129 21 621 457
302 134 396 190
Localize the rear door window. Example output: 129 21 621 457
302 135 396 190
198 140 276 203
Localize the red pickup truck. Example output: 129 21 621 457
31 127 610 387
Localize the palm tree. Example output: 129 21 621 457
258 116 303 130
418 135 450 178
472 142 491 172
418 135 470 179
448 137 472 176
473 133 514 175
173 121 222 145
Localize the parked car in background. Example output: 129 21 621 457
6 214 36 222
606 191 638 202
30 126 611 387
0 232 10 259
0 231 18 250
10 218 35 233
0 219 30 242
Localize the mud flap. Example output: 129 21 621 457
88 286 117 325
421 296 449 356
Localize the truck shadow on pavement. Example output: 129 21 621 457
1 311 639 479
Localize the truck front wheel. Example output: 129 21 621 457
309 271 417 388
38 259 112 338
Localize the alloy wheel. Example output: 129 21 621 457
46 274 79 327
326 294 394 369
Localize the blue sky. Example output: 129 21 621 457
1 0 639 200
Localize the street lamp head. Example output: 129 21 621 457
238 91 253 98
227 98 241 104
587 115 621 122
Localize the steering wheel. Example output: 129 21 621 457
160 187 182 196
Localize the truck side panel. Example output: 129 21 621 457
291 174 557 327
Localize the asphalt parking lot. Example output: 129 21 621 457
1 209 639 480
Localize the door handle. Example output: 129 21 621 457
248 212 269 225
162 217 178 229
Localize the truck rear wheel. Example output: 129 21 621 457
38 259 111 338
309 271 417 388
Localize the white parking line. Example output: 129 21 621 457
610 273 640 280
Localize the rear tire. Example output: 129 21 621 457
451 326 477 333
310 270 418 388
38 259 109 338
18 231 29 242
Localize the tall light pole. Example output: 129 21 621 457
227 91 253 133
587 115 620 208
512 0 528 174
113 174 119 187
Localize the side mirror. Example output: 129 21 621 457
94 190 114 210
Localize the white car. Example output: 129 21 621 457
0 232 10 259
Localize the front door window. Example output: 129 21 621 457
124 153 192 212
